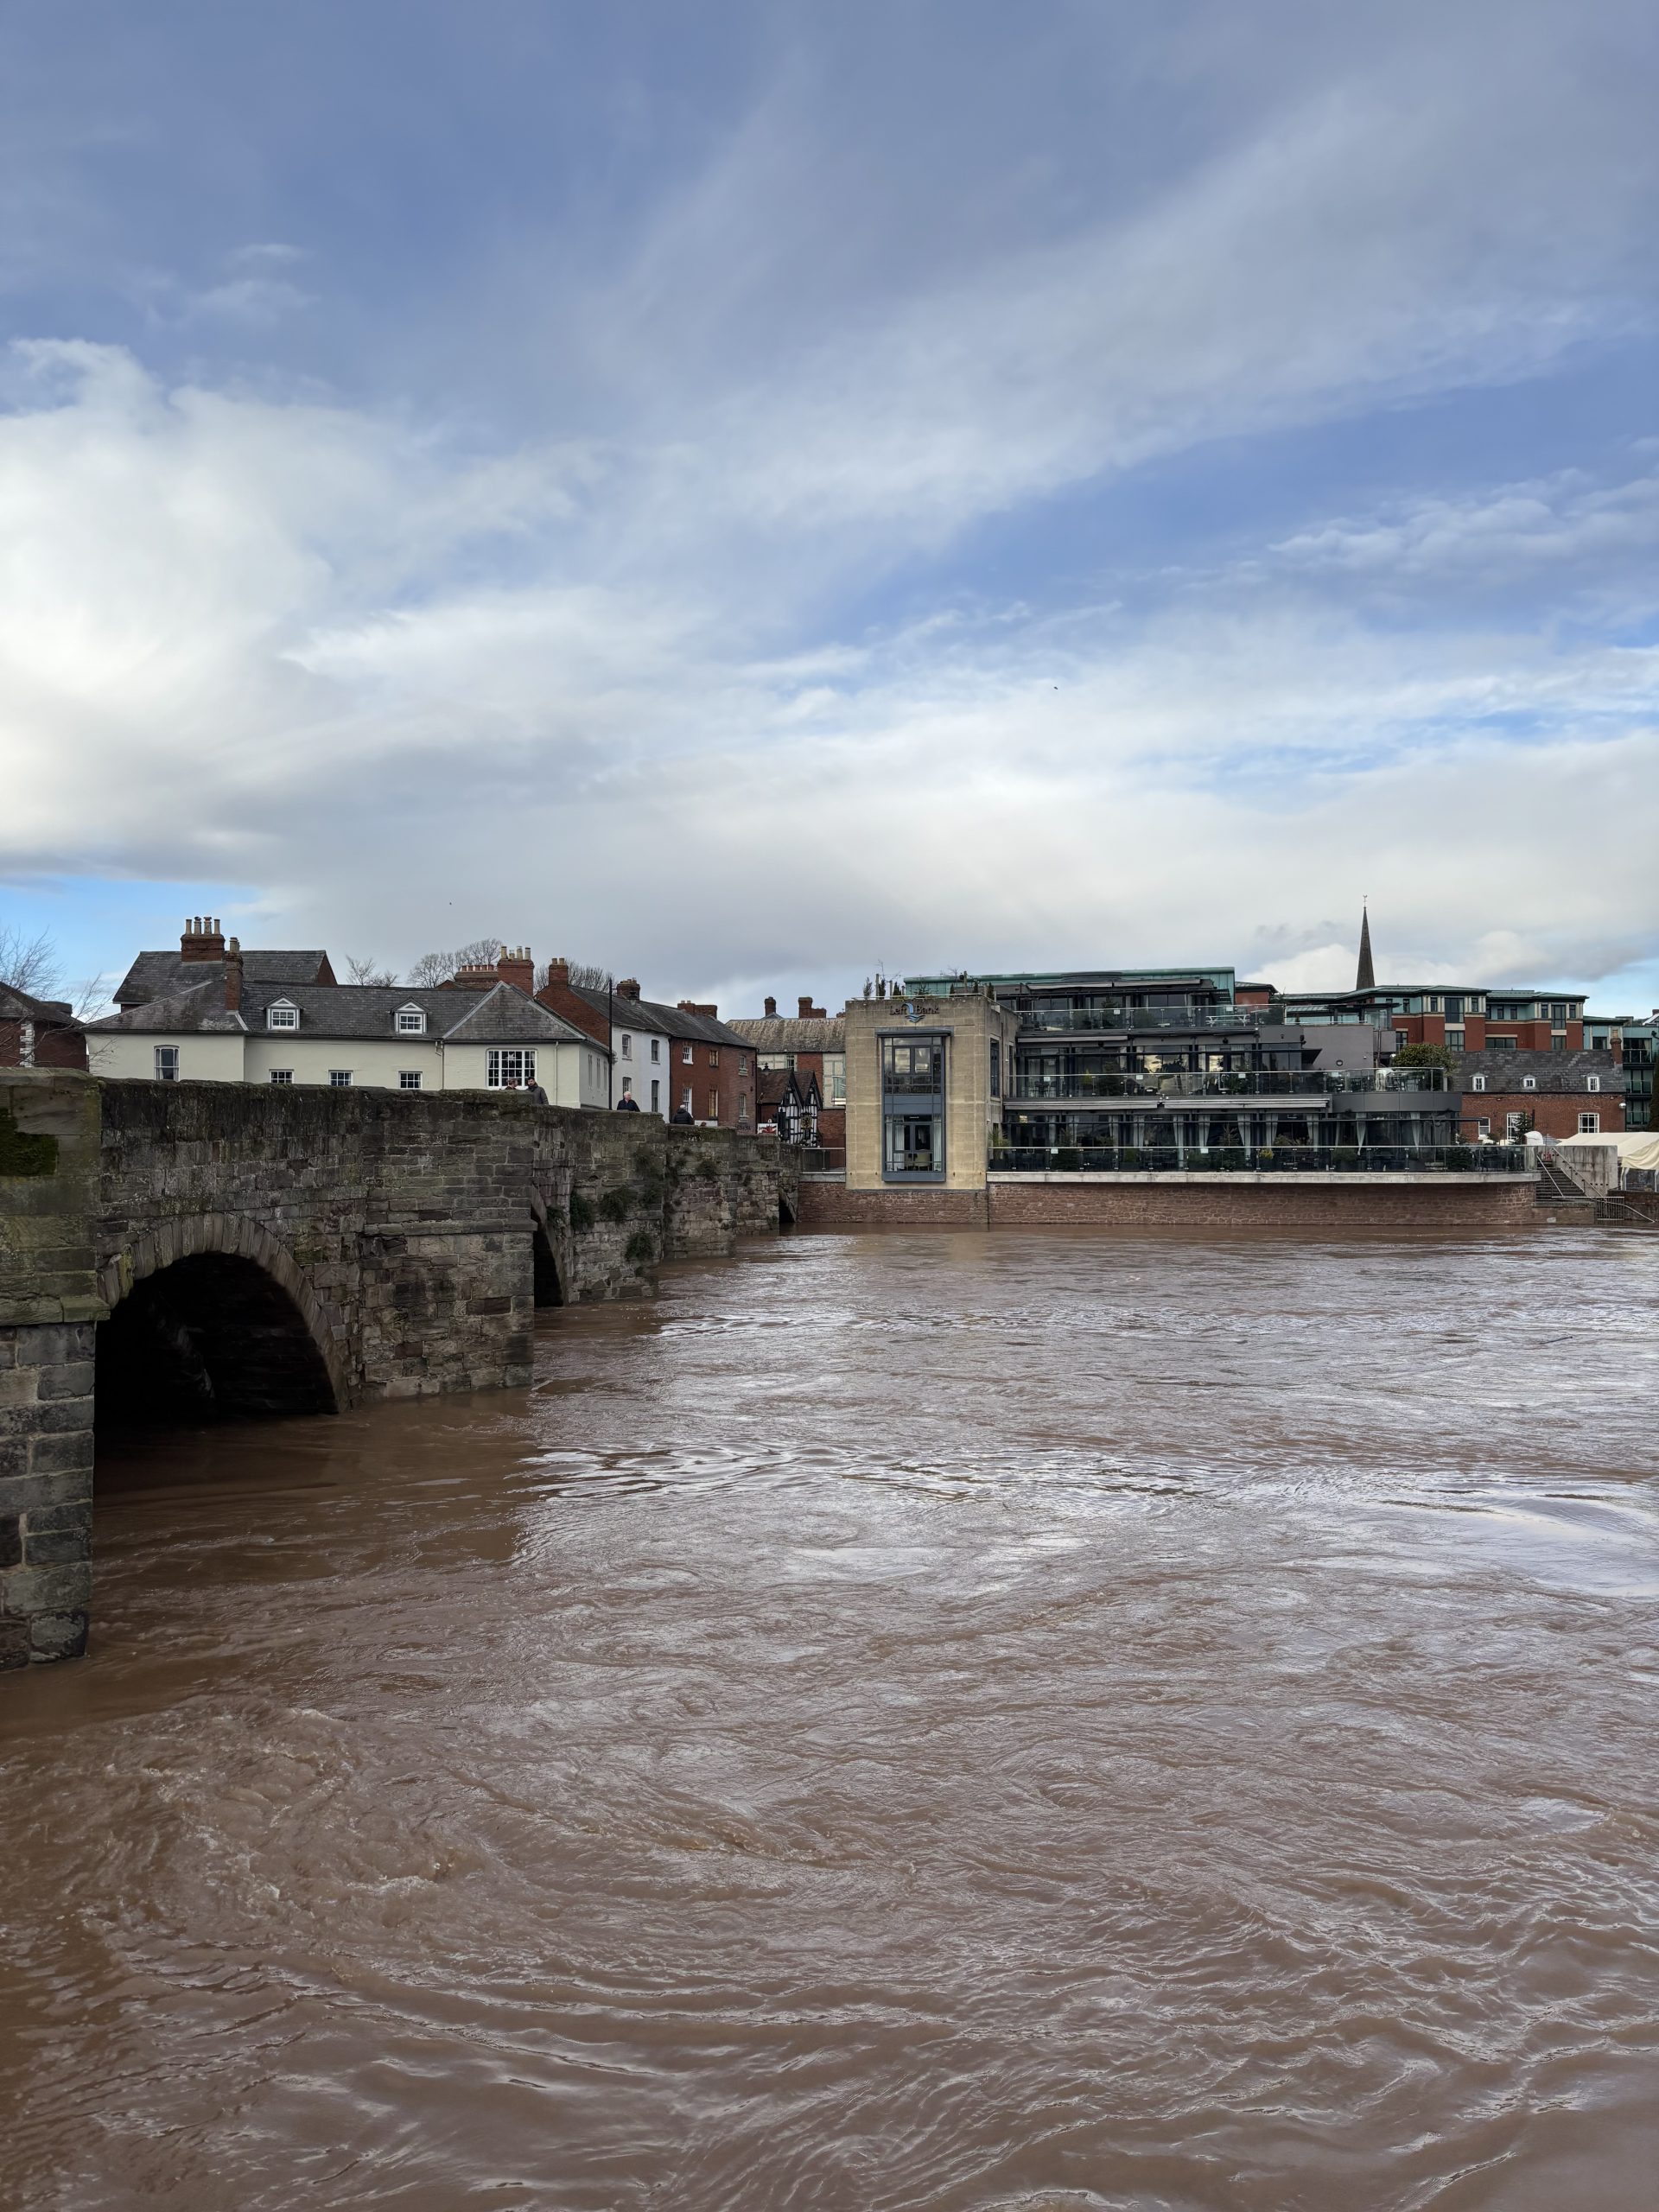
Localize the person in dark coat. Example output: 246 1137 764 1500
671 1105 695 1124
616 1090 641 1112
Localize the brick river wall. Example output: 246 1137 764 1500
796 1175 1539 1231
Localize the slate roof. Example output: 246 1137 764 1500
0 982 76 1025
88 980 591 1046
725 1014 846 1054
114 949 334 1009
570 986 753 1051
1455 1048 1619 1095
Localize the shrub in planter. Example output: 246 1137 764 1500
1445 1146 1472 1171
1332 1146 1360 1166
1055 1146 1082 1172
1217 1146 1247 1171
1117 1146 1141 1168
568 1192 595 1233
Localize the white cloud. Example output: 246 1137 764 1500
3 2 1659 1007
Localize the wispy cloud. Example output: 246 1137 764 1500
1 1 1657 1007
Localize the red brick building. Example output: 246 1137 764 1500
726 996 847 1151
0 982 86 1071
1459 1052 1622 1143
537 961 754 1126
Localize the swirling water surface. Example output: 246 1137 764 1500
3 1227 1657 2210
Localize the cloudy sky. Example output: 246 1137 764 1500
3 0 1658 1015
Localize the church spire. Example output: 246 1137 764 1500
1355 904 1375 992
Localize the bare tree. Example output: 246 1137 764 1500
404 938 503 990
0 924 60 1000
404 950 454 989
535 957 612 991
345 954 400 986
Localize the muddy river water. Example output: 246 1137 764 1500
3 1228 1657 2211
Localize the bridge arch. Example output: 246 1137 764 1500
526 1184 567 1308
96 1215 347 1422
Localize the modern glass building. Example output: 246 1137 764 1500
899 968 1456 1168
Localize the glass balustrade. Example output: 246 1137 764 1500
1008 1069 1446 1099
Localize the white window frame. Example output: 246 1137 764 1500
650 1037 660 1064
1522 1075 1536 1091
329 1070 353 1088
396 1005 426 1035
155 1046 179 1081
1587 1076 1601 1093
621 1033 633 1060
267 1001 300 1031
680 1085 693 1113
486 1048 536 1089
681 1043 693 1065
1579 1113 1600 1135
650 1078 660 1113
620 1075 633 1096
398 1070 423 1091
1475 1116 1491 1135
269 1069 293 1086
1471 1073 1486 1091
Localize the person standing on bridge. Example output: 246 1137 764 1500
524 1072 548 1105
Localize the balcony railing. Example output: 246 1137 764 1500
1009 1068 1445 1099
989 1142 1530 1175
1015 1005 1272 1033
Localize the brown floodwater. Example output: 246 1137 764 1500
3 1227 1658 2212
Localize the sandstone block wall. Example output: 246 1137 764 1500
0 1073 785 1665
0 1321 94 1664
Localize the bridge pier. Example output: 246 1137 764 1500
2 1071 788 1666
1 1077 103 1664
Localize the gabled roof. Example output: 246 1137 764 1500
0 981 76 1025
86 978 248 1033
726 1014 846 1053
571 985 752 1050
89 980 591 1046
115 948 335 1009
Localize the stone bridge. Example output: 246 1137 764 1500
1 1071 798 1667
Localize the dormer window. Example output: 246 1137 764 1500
267 1001 299 1031
396 1005 426 1035
1522 1075 1536 1090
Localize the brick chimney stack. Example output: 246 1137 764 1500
798 994 827 1020
496 944 534 994
677 999 718 1018
543 957 570 989
224 936 244 1012
617 979 642 1001
764 995 777 1017
181 914 226 962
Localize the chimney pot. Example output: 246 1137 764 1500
181 912 226 962
224 936 244 1012
617 978 642 1001
495 944 534 995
